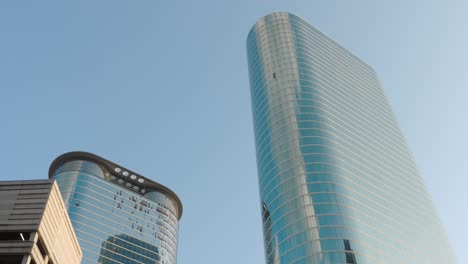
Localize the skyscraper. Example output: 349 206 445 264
247 12 456 263
0 180 82 264
49 151 182 264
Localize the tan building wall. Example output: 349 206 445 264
0 180 81 264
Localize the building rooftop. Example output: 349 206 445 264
48 151 183 219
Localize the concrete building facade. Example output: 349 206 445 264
0 180 82 264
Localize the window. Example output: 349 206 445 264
0 232 30 241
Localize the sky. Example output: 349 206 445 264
0 1 466 263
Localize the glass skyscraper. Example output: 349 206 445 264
247 12 456 264
49 151 182 264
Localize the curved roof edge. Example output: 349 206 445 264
49 151 183 220
246 11 376 74
247 12 294 41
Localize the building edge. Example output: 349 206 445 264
48 151 183 220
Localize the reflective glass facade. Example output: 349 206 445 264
247 12 456 264
49 152 182 264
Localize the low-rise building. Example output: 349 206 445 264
0 180 81 264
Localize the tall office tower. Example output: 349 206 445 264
0 180 82 264
49 151 182 264
247 12 456 264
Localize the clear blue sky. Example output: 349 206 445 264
0 1 466 263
